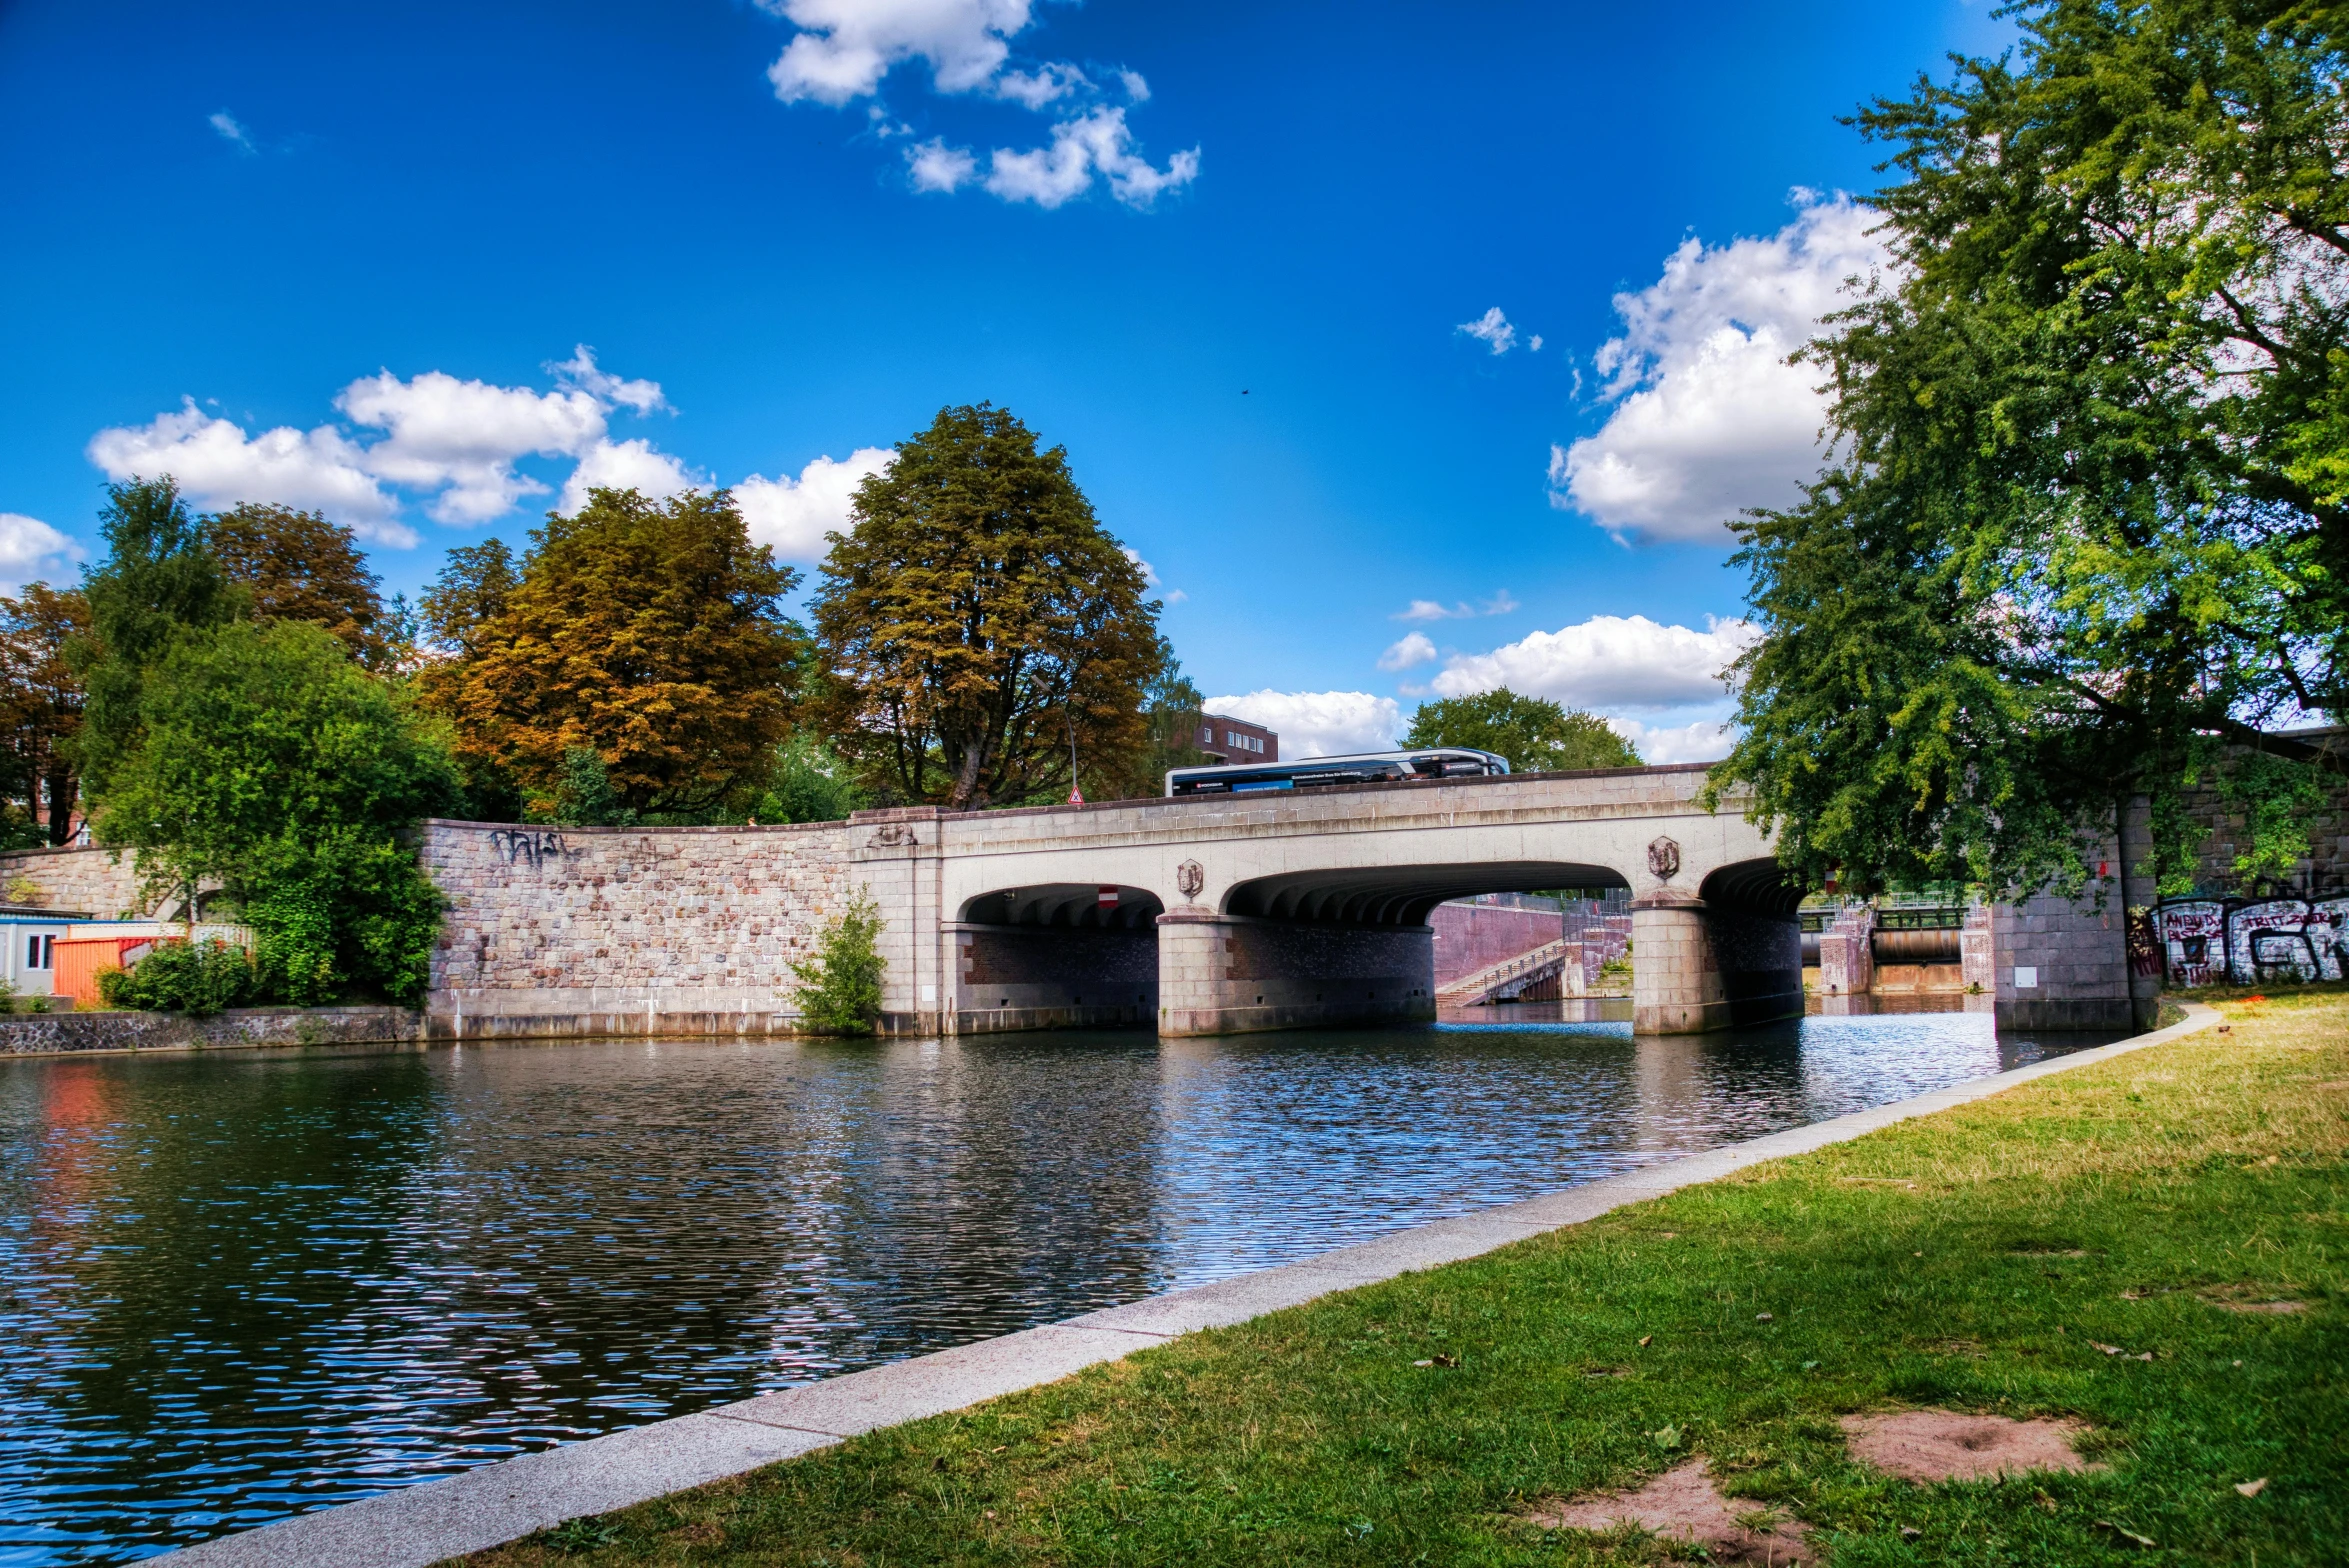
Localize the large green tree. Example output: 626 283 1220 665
1715 0 2349 899
812 404 1162 808
419 490 802 818
1406 690 1641 772
69 477 238 799
96 620 458 1003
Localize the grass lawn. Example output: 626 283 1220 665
470 989 2347 1566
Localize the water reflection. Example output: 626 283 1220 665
0 1012 2107 1563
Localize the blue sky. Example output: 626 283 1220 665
0 0 2014 761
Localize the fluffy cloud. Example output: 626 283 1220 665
1205 690 1401 758
86 401 415 547
338 370 609 523
1552 193 1892 544
86 348 678 545
766 2 1195 211
557 439 703 516
762 0 1036 104
735 447 896 559
1457 307 1517 355
1430 613 1755 708
1378 632 1437 672
907 137 979 192
0 513 82 591
1396 590 1517 622
978 107 1198 209
1606 715 1737 766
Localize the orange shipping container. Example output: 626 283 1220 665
53 937 156 1008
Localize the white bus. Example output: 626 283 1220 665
1166 747 1509 797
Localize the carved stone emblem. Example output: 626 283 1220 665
1175 859 1205 901
866 822 919 848
1647 835 1682 881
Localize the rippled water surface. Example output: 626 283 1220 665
0 1010 2109 1563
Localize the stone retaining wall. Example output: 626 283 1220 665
0 1005 420 1055
0 844 153 918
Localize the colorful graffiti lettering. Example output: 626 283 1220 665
2157 894 2348 986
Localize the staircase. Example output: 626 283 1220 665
1437 939 1571 1006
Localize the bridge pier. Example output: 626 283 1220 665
1156 909 1437 1037
1630 892 1803 1035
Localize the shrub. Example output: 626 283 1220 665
789 889 886 1036
99 937 257 1016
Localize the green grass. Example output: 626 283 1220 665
467 990 2349 1566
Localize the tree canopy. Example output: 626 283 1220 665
1406 690 1641 772
0 584 91 847
418 489 802 818
811 404 1162 808
1713 0 2349 899
95 619 457 1002
206 502 389 668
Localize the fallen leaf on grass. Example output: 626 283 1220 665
2235 1477 2269 1497
1756 1312 1774 1322
1638 1335 1653 1347
2095 1520 2157 1547
1651 1423 1684 1451
1411 1354 1458 1368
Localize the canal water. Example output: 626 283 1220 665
0 1009 2110 1563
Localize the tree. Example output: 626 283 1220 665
69 477 237 800
812 404 1161 808
789 888 885 1035
756 732 864 824
205 502 388 667
1117 637 1213 798
95 620 458 1004
1406 690 1640 772
418 540 518 660
1712 0 2349 899
418 491 802 819
0 584 92 845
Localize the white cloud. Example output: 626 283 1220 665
1606 715 1736 766
87 352 681 544
734 447 895 559
557 439 703 516
1529 334 1543 353
1205 690 1401 758
0 514 81 584
1395 590 1517 622
550 345 669 415
996 62 1087 109
336 370 608 524
86 400 416 547
762 0 1036 104
209 111 255 152
1118 69 1150 102
1378 632 1437 672
907 137 978 192
1431 613 1755 709
1553 192 1892 544
983 106 1198 209
1458 307 1517 355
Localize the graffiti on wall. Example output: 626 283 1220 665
2156 894 2348 985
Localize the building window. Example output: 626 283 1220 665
1224 731 1263 754
26 934 50 969
1200 725 1213 745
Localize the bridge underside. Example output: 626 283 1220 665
949 857 1802 1041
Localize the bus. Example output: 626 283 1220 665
1165 747 1510 797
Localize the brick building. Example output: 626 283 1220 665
1190 713 1278 765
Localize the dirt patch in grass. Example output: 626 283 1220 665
2200 1285 2309 1315
1524 1458 1813 1563
1841 1410 2097 1483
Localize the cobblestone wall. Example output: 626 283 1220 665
0 845 152 918
420 818 862 1031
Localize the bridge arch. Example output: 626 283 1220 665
1222 860 1629 926
947 882 1164 1033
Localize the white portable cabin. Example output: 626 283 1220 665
0 914 79 997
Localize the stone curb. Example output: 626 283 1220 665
153 1003 2223 1567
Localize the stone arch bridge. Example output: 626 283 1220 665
419 763 1801 1038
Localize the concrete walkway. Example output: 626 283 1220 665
155 1004 2220 1568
